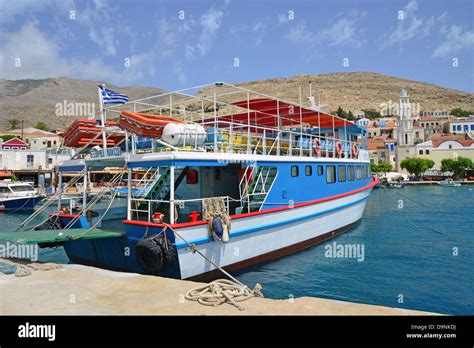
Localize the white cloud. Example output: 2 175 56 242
381 0 434 49
196 7 223 56
230 22 267 47
278 14 289 24
77 0 123 56
185 45 196 61
173 63 186 83
319 11 367 47
285 24 315 44
0 0 75 24
159 18 177 46
285 11 366 47
0 22 152 84
432 24 474 58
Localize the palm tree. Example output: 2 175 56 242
6 119 20 130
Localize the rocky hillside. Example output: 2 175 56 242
198 72 474 115
1 73 472 132
0 77 167 130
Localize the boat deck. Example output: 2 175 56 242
0 228 123 244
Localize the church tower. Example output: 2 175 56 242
397 88 414 146
395 88 416 172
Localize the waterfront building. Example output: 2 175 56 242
449 119 474 135
1 137 29 150
415 139 474 169
368 137 396 167
0 127 62 149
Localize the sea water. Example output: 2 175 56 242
0 186 472 315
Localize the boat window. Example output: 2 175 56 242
338 165 346 182
291 165 299 177
0 187 11 193
366 166 370 178
362 166 367 179
326 165 336 183
305 165 312 176
348 166 355 181
317 165 323 175
356 166 363 180
9 185 35 192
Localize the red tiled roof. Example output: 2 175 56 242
2 137 29 146
432 140 474 148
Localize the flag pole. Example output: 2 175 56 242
98 84 108 152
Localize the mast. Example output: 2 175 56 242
98 84 108 152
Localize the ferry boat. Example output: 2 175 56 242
14 82 378 280
0 181 44 210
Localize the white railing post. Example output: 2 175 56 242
57 172 62 211
170 166 175 224
127 167 132 220
82 166 87 214
277 100 281 156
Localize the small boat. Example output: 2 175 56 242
386 183 405 189
0 181 44 210
438 179 461 187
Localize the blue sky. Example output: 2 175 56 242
0 0 472 92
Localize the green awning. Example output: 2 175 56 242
0 228 123 244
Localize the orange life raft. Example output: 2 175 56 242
118 111 185 138
61 119 124 148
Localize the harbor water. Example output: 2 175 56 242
1 186 473 315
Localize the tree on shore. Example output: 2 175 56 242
441 157 474 179
35 121 49 131
6 119 20 130
400 158 435 178
371 162 393 174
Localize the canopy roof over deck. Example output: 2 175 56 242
205 98 358 130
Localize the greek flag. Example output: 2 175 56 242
99 85 129 105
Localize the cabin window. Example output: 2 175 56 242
291 165 299 177
362 166 367 179
348 166 355 181
326 165 336 183
367 166 370 178
317 165 323 175
305 165 312 176
0 187 10 193
10 185 35 192
338 165 346 182
356 166 363 180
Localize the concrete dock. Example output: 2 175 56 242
0 263 437 315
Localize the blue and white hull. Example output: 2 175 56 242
174 183 373 279
0 196 44 210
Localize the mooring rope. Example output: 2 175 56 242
162 222 263 310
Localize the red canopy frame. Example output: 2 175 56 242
204 98 356 130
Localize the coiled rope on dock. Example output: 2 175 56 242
185 279 262 310
162 223 263 310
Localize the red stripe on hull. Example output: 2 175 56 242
123 177 379 230
187 220 360 282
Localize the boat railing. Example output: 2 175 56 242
197 120 360 160
124 119 362 161
130 195 233 223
